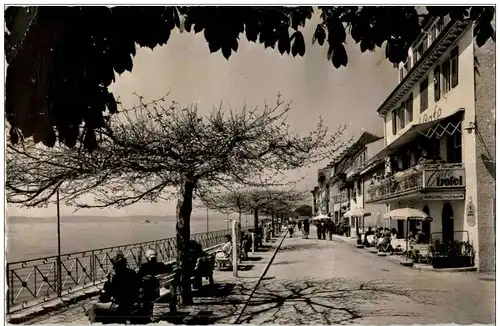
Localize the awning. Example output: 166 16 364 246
371 108 464 160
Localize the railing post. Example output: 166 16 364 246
91 250 95 286
6 264 10 314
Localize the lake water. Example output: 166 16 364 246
6 213 254 263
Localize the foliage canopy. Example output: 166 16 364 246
5 6 495 151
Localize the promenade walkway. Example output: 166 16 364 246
19 230 494 325
237 233 495 325
22 234 284 325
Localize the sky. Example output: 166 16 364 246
7 12 398 218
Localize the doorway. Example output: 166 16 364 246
422 205 431 241
442 202 454 243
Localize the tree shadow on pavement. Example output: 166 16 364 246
237 278 427 324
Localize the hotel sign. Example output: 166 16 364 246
423 168 465 189
423 193 465 201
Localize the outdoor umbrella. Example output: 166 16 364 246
345 208 372 238
311 214 329 221
383 208 432 263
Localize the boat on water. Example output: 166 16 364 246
141 219 151 224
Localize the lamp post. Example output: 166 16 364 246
56 189 62 297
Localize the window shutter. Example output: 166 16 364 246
451 47 459 87
406 94 413 123
392 111 397 135
420 79 428 113
434 65 441 102
399 106 405 129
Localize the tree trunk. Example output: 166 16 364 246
271 214 275 237
238 211 242 226
253 208 259 230
176 180 196 306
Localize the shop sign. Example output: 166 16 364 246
424 168 465 188
423 193 465 201
466 202 476 227
419 107 443 124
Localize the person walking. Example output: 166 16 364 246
303 218 310 239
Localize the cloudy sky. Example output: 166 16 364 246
8 13 397 217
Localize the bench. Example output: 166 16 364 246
152 269 181 314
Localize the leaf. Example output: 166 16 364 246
245 24 258 42
222 46 231 60
106 91 118 114
278 31 290 55
291 31 305 57
208 40 221 53
194 23 204 33
313 24 326 46
331 44 347 68
9 127 18 145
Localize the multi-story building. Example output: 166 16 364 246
323 132 385 237
364 15 495 272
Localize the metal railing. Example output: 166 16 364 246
6 228 244 314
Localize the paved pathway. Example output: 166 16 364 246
25 234 284 325
237 233 495 325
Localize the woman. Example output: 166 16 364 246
288 222 295 237
215 235 233 269
302 218 310 239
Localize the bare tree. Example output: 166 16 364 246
7 94 348 304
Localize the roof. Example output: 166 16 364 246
376 18 470 116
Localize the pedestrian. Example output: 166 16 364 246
327 220 334 240
298 220 302 231
303 219 310 239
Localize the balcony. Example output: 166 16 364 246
366 162 465 203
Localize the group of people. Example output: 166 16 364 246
286 218 310 239
363 226 428 253
87 240 213 324
313 219 335 240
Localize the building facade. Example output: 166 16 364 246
364 16 495 272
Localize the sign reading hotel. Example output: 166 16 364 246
423 193 465 201
423 168 465 189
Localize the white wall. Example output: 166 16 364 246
384 26 475 146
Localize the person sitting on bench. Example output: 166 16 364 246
87 251 141 324
215 235 233 269
187 240 214 289
137 249 174 322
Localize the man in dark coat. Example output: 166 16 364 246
87 251 141 324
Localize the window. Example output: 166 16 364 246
417 43 424 60
431 25 437 42
404 61 410 74
422 36 428 52
436 19 444 34
412 48 418 66
398 106 406 130
406 94 413 123
392 110 397 135
420 79 428 113
442 58 451 94
451 47 459 87
399 68 404 82
446 129 462 163
434 65 441 102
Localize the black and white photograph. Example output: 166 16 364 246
4 4 497 325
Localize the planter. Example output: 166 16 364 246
432 256 473 269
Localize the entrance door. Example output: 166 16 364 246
441 202 454 243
